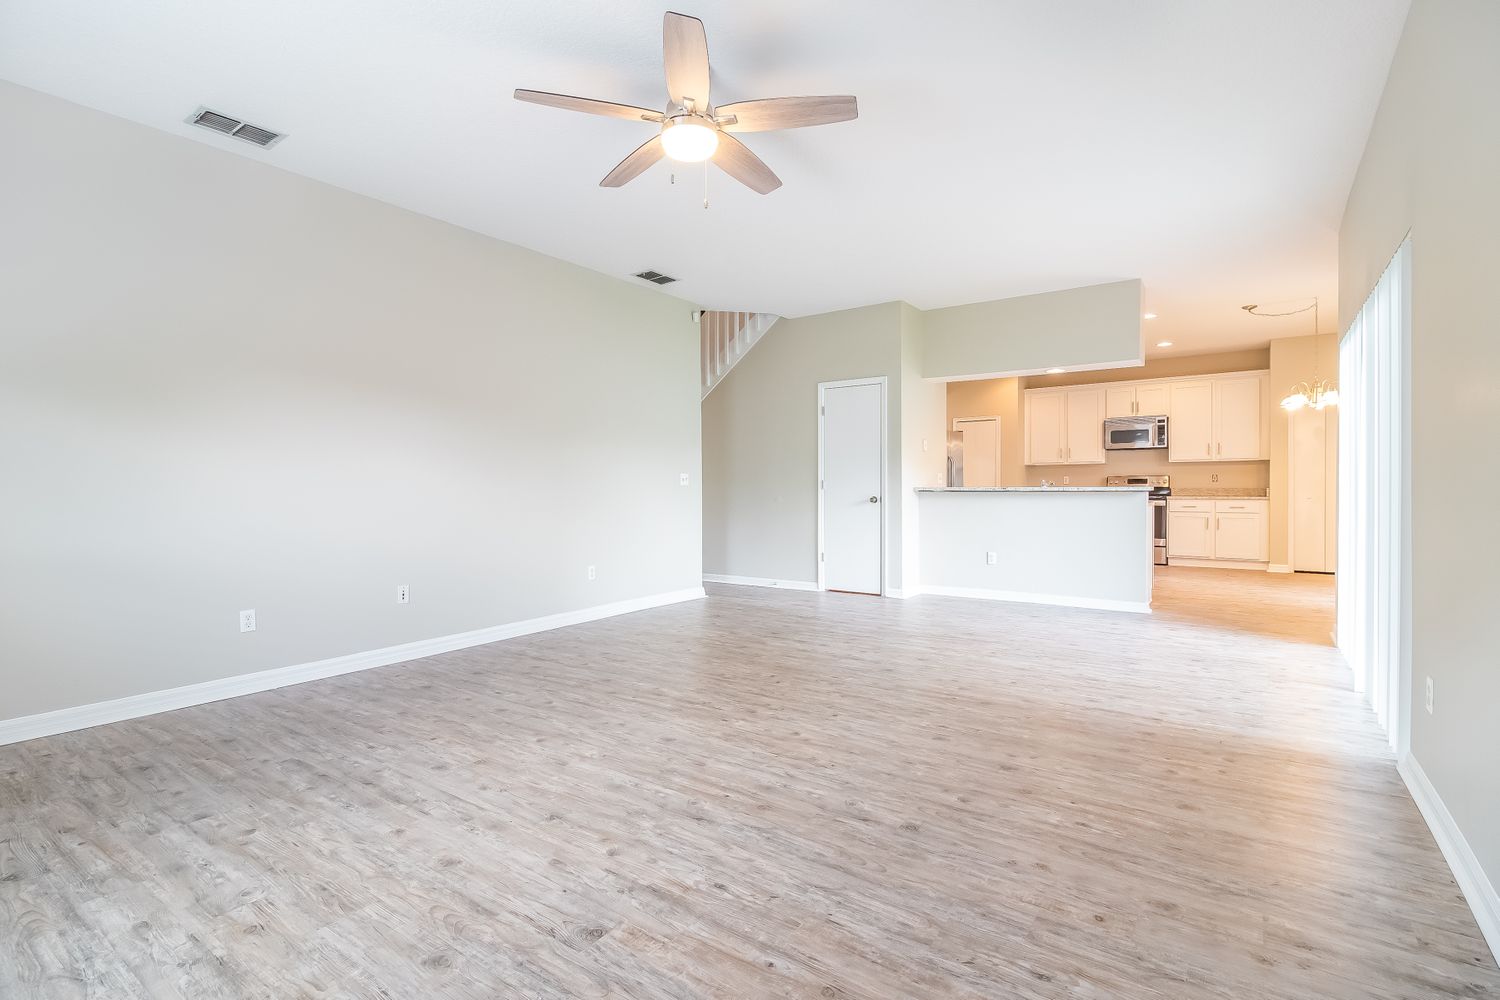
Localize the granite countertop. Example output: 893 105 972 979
913 486 1151 494
1169 488 1269 498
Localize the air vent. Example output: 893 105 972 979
634 270 677 285
187 107 286 149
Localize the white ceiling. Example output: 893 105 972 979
0 0 1409 357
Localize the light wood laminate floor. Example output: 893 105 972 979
3 568 1497 998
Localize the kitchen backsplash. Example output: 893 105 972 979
1022 449 1268 489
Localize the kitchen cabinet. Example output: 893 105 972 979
1168 381 1215 462
1105 383 1171 418
1213 376 1263 460
1064 387 1106 464
1166 505 1214 558
1025 390 1066 465
1135 384 1171 417
1166 498 1268 564
1025 387 1105 465
1024 369 1267 467
1167 376 1265 463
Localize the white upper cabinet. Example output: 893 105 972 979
1104 385 1136 418
1166 375 1265 463
1024 387 1105 465
1024 369 1267 467
1025 390 1067 465
1105 383 1172 418
1168 381 1215 462
1135 384 1171 418
1213 375 1263 460
1064 387 1106 464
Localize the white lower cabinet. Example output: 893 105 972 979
1167 498 1267 565
1166 508 1214 558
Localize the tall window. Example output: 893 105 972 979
1337 237 1410 751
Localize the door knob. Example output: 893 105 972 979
869 496 879 503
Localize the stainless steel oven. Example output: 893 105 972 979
1108 475 1170 565
1104 415 1168 450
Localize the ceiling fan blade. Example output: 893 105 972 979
716 96 859 133
600 135 666 187
663 12 711 108
514 89 663 122
712 133 781 194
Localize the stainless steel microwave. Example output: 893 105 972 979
1104 415 1168 450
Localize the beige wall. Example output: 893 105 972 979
922 280 1143 379
945 377 1026 487
947 350 1275 490
702 303 907 588
1339 0 1500 888
0 82 702 722
1268 334 1339 566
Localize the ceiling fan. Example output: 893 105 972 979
514 11 858 195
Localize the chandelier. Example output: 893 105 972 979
1241 298 1338 411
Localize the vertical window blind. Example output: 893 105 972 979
1336 237 1410 750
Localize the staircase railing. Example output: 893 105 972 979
701 311 778 398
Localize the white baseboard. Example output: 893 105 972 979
911 584 1150 615
1267 563 1293 574
1399 753 1500 963
886 587 912 599
0 587 706 748
1167 558 1269 571
703 574 818 592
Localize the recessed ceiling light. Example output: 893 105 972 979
1045 367 1065 374
1143 312 1157 320
1156 340 1174 348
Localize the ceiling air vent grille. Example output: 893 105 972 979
188 107 286 149
634 270 676 285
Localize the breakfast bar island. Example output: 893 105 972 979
913 486 1154 612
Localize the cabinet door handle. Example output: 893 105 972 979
1057 447 1062 460
1206 443 1211 456
1217 442 1222 456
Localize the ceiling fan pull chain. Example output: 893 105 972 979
703 160 710 210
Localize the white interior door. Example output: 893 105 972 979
954 417 999 487
821 380 884 595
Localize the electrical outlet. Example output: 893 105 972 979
1062 476 1070 485
922 438 929 452
679 472 690 486
396 584 409 605
1211 473 1220 483
587 565 596 581
986 551 997 565
239 609 256 633
1425 676 1434 714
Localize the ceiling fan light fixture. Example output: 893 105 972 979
660 118 719 162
